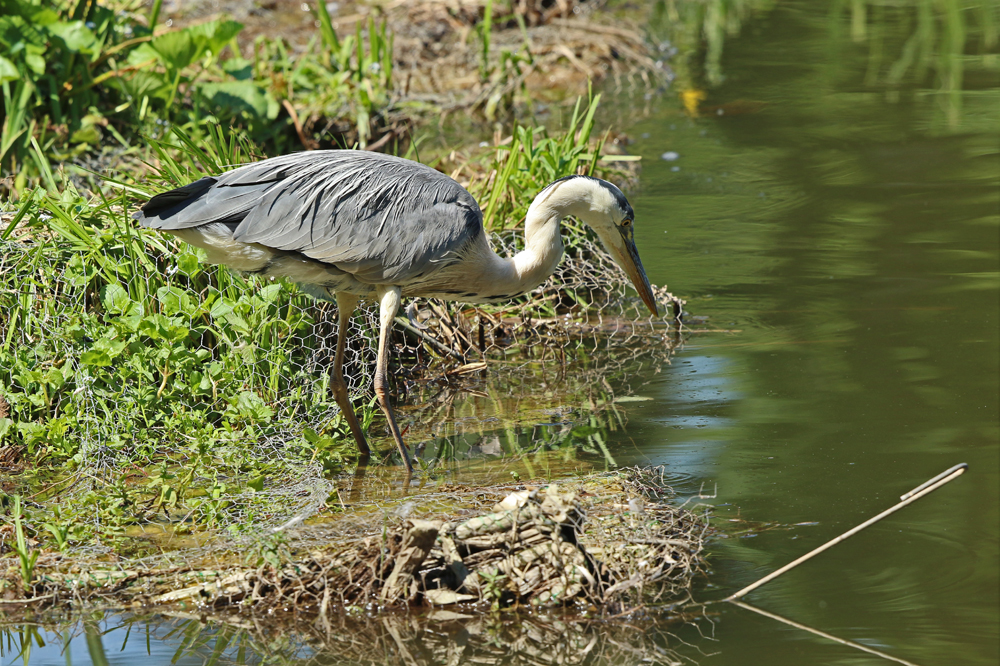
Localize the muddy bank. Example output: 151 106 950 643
168 0 665 130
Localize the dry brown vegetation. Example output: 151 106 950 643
170 0 662 119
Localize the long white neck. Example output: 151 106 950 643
468 178 601 300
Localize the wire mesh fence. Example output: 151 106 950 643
0 217 688 601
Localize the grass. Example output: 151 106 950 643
1 126 367 557
471 91 605 233
12 497 39 593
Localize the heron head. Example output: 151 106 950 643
542 176 658 316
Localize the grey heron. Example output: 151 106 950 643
135 150 657 475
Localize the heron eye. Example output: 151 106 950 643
621 218 632 227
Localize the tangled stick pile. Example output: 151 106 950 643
10 468 707 613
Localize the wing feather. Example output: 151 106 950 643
136 150 483 285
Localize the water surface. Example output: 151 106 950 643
3 1 998 664
619 1 999 663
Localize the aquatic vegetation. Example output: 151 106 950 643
11 497 38 593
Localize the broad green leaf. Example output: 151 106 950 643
47 21 98 56
222 56 252 80
156 285 196 316
24 52 44 75
43 366 66 389
106 69 166 103
138 314 168 340
16 422 45 443
177 253 201 277
69 124 101 145
80 349 112 367
187 19 243 56
125 42 160 67
231 391 273 423
100 283 131 315
165 321 190 342
238 344 256 364
210 298 234 319
27 8 60 26
256 283 283 304
151 30 198 70
190 371 213 393
0 56 18 83
197 81 273 118
94 337 127 358
225 313 251 334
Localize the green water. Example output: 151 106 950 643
618 1 1000 663
3 1 997 664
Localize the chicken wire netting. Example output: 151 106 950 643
0 221 684 559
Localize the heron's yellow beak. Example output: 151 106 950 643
612 228 658 316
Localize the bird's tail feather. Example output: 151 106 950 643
133 176 269 231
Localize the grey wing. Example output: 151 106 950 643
135 151 484 284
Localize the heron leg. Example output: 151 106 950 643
332 292 370 458
375 286 414 475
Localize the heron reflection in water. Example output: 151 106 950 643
135 151 658 476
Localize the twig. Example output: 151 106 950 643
363 132 395 152
394 316 465 362
726 463 968 601
282 100 316 151
549 19 645 41
731 600 924 666
0 593 56 604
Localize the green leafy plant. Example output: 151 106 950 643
478 0 495 81
479 568 508 611
0 0 141 187
41 506 73 552
245 532 291 569
12 496 40 593
0 0 402 193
